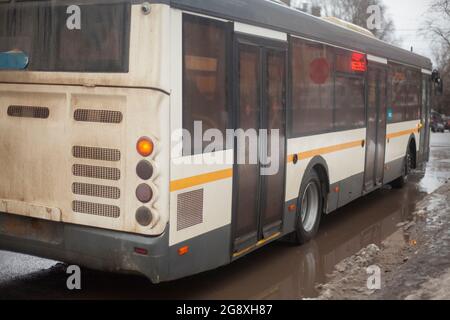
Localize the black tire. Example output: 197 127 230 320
390 148 413 189
294 170 323 244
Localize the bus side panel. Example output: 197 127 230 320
166 9 233 280
285 128 367 231
166 151 234 280
384 120 420 184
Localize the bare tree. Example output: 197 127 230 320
421 0 450 49
421 0 450 114
310 0 399 44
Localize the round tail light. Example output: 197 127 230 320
136 160 154 180
136 184 153 203
136 207 153 227
137 137 154 157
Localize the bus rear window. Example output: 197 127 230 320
0 1 130 73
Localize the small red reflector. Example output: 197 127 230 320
178 246 189 256
134 247 148 255
288 204 297 212
351 53 367 72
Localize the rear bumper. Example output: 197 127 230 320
0 212 169 283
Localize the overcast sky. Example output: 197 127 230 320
383 0 435 64
292 0 436 64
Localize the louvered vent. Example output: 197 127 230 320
73 146 121 162
73 164 120 181
73 201 120 218
72 183 120 200
177 189 204 231
74 109 122 124
71 109 122 219
7 105 49 119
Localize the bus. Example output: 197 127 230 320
0 0 441 283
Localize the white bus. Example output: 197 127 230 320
0 0 440 283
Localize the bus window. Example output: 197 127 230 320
57 4 130 72
290 38 334 137
405 69 421 121
182 14 229 156
390 67 403 122
389 63 422 122
334 76 365 129
0 1 130 72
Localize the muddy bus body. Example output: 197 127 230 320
0 0 432 282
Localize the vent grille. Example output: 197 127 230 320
73 201 120 218
177 189 204 231
74 109 123 124
7 105 49 119
73 146 121 162
73 164 120 181
72 183 120 200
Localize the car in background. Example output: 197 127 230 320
443 115 450 131
431 111 446 133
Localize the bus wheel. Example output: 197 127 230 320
391 148 413 189
294 170 323 245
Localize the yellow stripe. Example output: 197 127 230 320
287 126 419 163
170 168 233 192
233 232 281 258
232 246 254 258
256 231 281 246
288 140 364 163
386 128 419 140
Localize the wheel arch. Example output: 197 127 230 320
301 156 330 199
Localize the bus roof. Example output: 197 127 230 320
153 0 432 70
3 0 432 70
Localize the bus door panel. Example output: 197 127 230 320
425 78 431 161
233 37 287 254
233 43 261 251
364 64 387 191
420 75 431 163
375 68 387 185
364 69 378 190
261 49 286 237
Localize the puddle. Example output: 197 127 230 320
0 170 433 300
1 133 449 299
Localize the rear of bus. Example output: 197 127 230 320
0 0 172 282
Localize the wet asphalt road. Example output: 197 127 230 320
1 133 449 300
